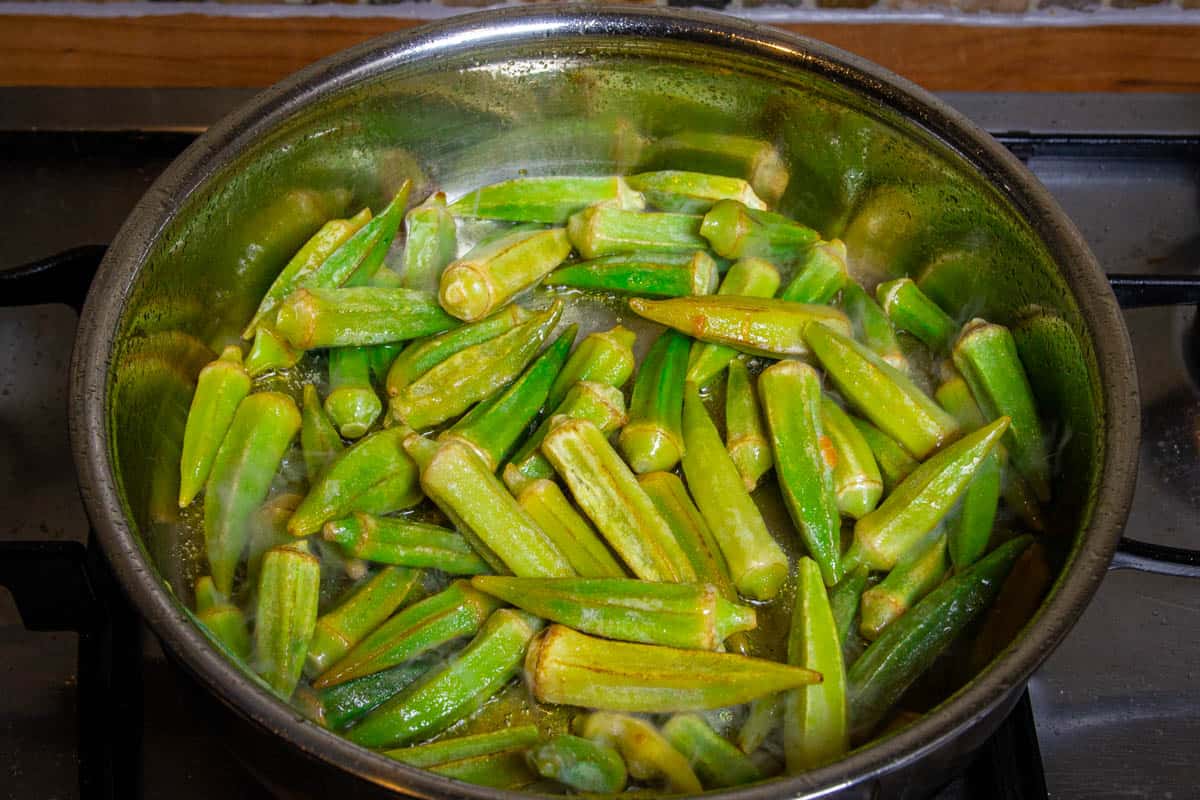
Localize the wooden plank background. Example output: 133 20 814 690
0 14 1198 91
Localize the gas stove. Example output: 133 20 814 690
1 88 1197 800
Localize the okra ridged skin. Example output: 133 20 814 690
194 576 251 660
681 384 788 601
545 250 719 298
630 295 851 359
953 319 1052 502
254 540 321 698
324 346 382 439
439 227 572 322
618 329 690 474
308 185 408 289
204 392 301 596
411 435 575 578
805 322 959 460
662 714 763 789
785 557 848 772
300 383 344 481
471 576 755 650
366 342 403 384
503 381 628 494
392 301 562 431
274 287 459 350
315 579 502 688
725 357 773 492
645 131 789 206
576 712 701 795
179 345 252 508
305 565 423 677
700 199 819 261
567 206 707 259
627 170 767 214
525 624 821 713
638 471 736 603
401 192 457 295
347 609 544 749
528 734 628 794
821 397 884 520
385 305 529 399
877 277 958 353
779 239 848 304
860 534 949 641
829 566 871 652
758 362 843 588
441 324 576 471
389 726 541 788
738 695 783 755
517 479 627 578
686 256 782 387
840 281 908 372
323 513 490 575
947 445 1005 570
850 416 1010 572
545 324 637 410
541 416 695 583
288 427 422 537
450 175 644 224
847 535 1032 737
244 325 301 378
850 416 919 494
311 656 436 730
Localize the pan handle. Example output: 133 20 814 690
0 245 106 311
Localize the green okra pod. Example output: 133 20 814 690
953 319 1052 502
323 513 490 575
700 199 819 262
567 206 707 259
686 257 782 387
850 416 919 494
829 566 871 653
450 175 644 224
860 534 949 641
785 557 848 772
618 329 690 474
805 322 959 460
388 726 541 789
242 208 372 338
386 305 530 399
472 576 755 650
308 656 436 730
528 734 628 794
947 446 1005 570
440 324 576 470
644 131 789 206
254 540 321 698
204 392 301 595
305 566 424 677
439 227 572 322
275 287 459 350
194 575 251 660
409 435 574 577
244 325 301 377
847 535 1032 737
626 169 767 214
402 192 457 295
849 416 1010 572
300 184 409 290
545 250 720 298
325 346 383 439
301 384 344 481
877 277 958 353
663 714 763 789
366 342 403 384
541 416 695 583
576 712 700 795
759 362 843 587
738 696 783 755
630 295 851 359
516 479 626 578
725 357 773 492
779 240 848 304
179 345 252 508
246 492 302 590
638 471 736 603
316 579 502 688
840 281 908 372
347 609 544 749
681 383 788 601
545 324 637 410
526 624 821 712
502 381 628 494
369 267 405 288
821 397 884 520
392 301 563 430
288 427 422 537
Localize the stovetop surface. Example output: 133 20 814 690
1 89 1197 800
